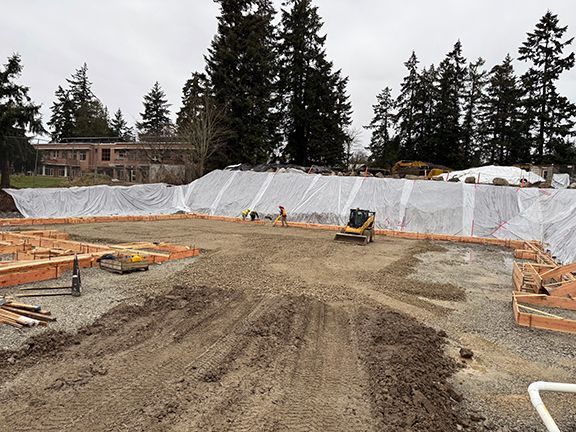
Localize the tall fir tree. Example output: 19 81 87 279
0 54 43 188
49 63 111 140
461 57 488 166
364 87 397 167
395 51 419 158
47 86 75 142
411 65 438 160
65 63 111 138
480 55 527 164
278 0 352 166
136 82 173 139
176 72 211 132
518 11 576 162
431 41 467 168
110 109 133 141
206 0 278 165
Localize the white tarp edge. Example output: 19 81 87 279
6 169 576 263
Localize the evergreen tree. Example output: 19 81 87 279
364 87 397 167
110 109 133 141
461 57 488 166
519 11 576 161
136 82 173 139
278 0 352 166
47 86 75 142
66 63 111 138
395 51 419 158
176 72 211 132
431 41 467 167
480 55 527 164
0 54 43 188
206 0 278 165
411 65 438 160
48 63 111 140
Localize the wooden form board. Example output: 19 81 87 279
512 241 576 334
0 213 527 250
0 230 200 288
0 213 267 227
512 294 576 334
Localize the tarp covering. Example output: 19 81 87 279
442 165 544 185
6 170 576 263
552 173 570 189
5 183 188 218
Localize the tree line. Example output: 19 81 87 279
1 5 575 189
47 0 352 176
366 11 576 169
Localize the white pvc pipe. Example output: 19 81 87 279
528 381 576 432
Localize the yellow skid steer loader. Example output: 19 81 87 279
334 209 376 245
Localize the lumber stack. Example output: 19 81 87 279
512 242 576 334
0 299 55 329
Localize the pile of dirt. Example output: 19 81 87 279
356 306 481 431
0 189 19 213
0 284 225 375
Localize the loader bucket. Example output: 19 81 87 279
334 232 369 245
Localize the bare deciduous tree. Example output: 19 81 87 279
344 127 363 168
180 95 230 180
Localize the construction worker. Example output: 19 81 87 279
279 205 288 227
241 208 250 220
250 210 259 221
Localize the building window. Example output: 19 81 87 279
79 151 87 161
115 149 127 160
101 148 111 161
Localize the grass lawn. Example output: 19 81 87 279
9 175 69 189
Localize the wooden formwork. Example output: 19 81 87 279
0 213 529 250
512 241 576 334
0 230 200 288
0 213 267 227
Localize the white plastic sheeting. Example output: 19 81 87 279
442 165 544 185
5 183 189 218
6 169 576 263
552 173 570 189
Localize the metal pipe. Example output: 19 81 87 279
528 381 576 432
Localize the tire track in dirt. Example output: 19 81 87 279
0 290 274 432
264 301 376 432
0 279 480 431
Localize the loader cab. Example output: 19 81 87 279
349 209 373 229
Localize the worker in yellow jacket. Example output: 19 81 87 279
241 208 250 220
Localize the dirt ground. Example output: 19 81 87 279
0 219 575 431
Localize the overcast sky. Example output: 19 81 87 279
2 0 576 148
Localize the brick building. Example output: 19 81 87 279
34 141 187 183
